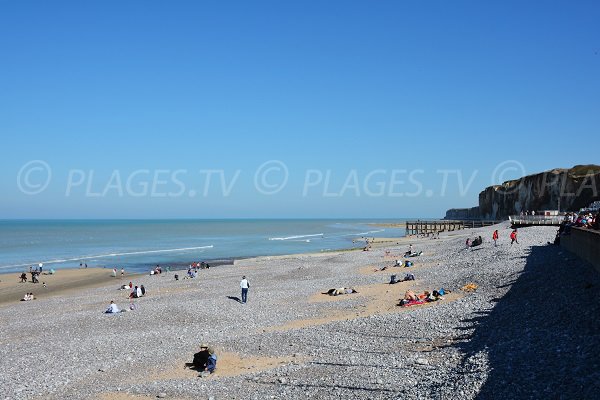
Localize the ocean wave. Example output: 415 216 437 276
0 245 214 270
268 233 323 241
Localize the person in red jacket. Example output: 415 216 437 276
492 230 499 247
510 229 518 245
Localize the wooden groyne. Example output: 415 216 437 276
405 220 501 236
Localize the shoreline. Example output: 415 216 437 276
4 222 592 399
0 268 147 307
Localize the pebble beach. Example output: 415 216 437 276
1 222 599 400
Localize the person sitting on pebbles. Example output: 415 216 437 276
105 300 121 313
190 344 217 376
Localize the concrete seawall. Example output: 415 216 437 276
560 227 600 273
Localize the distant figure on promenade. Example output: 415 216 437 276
105 301 120 313
492 230 499 247
510 229 519 245
240 276 250 304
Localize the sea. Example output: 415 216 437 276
0 219 406 273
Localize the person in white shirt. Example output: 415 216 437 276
240 276 250 304
105 301 120 313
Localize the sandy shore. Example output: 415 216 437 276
1 224 598 399
0 268 147 306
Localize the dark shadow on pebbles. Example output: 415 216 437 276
456 245 600 399
226 295 242 303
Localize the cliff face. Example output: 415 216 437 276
478 165 600 220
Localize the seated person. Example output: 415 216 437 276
21 293 32 301
191 344 217 374
140 285 146 296
174 274 179 281
393 259 402 267
389 273 415 284
130 286 139 298
404 260 413 267
470 236 483 247
105 300 120 313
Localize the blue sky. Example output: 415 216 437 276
1 0 598 218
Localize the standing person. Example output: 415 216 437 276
120 268 125 278
240 276 249 304
492 230 499 247
510 229 519 245
112 268 117 277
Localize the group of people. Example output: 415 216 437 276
150 265 165 275
190 261 211 270
111 268 126 278
465 229 519 248
189 343 217 376
21 293 35 301
570 212 599 230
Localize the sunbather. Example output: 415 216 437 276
324 287 359 296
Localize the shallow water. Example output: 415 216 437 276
0 219 405 273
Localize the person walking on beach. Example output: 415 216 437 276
240 276 249 304
510 229 519 245
120 268 125 278
492 230 499 247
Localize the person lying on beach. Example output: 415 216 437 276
405 251 423 258
105 301 121 313
324 288 359 296
399 288 446 306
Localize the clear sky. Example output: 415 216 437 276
1 0 598 219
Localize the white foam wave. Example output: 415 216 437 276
268 233 323 241
0 245 214 270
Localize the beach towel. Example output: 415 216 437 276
401 299 425 307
